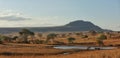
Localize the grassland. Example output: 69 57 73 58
0 43 119 58
0 31 120 58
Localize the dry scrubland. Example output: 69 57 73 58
0 29 120 58
0 44 119 58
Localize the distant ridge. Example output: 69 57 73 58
64 20 103 31
0 20 112 33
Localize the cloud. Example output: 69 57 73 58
118 26 120 28
0 15 31 21
0 10 31 21
0 9 78 27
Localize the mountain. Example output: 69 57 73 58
63 20 103 31
0 20 112 33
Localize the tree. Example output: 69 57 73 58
0 35 4 44
67 37 76 44
12 36 18 40
18 28 34 43
0 35 11 43
20 28 34 35
97 34 107 46
46 33 57 43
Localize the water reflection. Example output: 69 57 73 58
54 46 116 50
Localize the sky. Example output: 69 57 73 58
0 0 119 31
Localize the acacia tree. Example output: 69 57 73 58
19 28 34 43
46 33 57 43
0 35 11 44
67 37 76 44
0 35 4 44
97 34 107 46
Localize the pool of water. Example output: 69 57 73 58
54 46 116 50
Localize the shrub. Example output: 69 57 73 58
96 34 107 46
67 37 76 44
89 30 97 35
46 33 57 43
12 36 18 40
18 28 35 43
81 35 88 38
96 40 104 46
0 35 11 43
34 40 44 44
75 33 82 37
20 28 34 35
0 37 3 44
97 34 107 40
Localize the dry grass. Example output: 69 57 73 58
0 42 119 58
0 32 120 58
0 48 120 58
0 43 78 56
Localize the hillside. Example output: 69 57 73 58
0 20 111 33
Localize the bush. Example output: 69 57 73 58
67 37 76 44
12 36 18 40
89 30 97 35
96 40 104 46
18 28 35 43
0 35 11 43
81 35 88 38
96 34 107 46
46 33 57 43
0 36 4 42
20 28 34 35
34 40 44 44
97 34 107 40
0 38 3 44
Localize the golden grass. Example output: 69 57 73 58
0 43 77 56
0 48 120 58
0 33 120 58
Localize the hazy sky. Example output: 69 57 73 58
0 0 120 31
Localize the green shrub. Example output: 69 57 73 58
34 40 44 44
96 34 107 46
97 34 107 40
0 35 11 43
0 38 3 44
19 28 35 43
81 35 88 38
46 33 57 43
67 37 76 44
96 40 104 46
